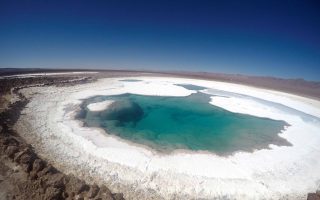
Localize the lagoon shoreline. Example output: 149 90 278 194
0 68 320 198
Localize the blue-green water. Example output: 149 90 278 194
79 93 289 155
175 84 207 91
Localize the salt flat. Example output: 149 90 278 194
14 76 320 199
0 71 98 79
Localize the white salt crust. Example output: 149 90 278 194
87 100 114 112
14 76 320 199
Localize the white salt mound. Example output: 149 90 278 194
87 100 114 111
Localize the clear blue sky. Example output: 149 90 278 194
0 0 320 80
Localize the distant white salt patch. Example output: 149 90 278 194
0 71 98 79
87 100 114 111
209 96 293 121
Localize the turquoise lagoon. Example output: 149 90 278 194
79 91 289 155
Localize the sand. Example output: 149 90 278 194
14 76 320 199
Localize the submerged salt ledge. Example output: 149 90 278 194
14 76 320 199
87 100 114 111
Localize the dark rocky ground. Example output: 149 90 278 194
0 70 319 199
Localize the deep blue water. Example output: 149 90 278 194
79 92 289 155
